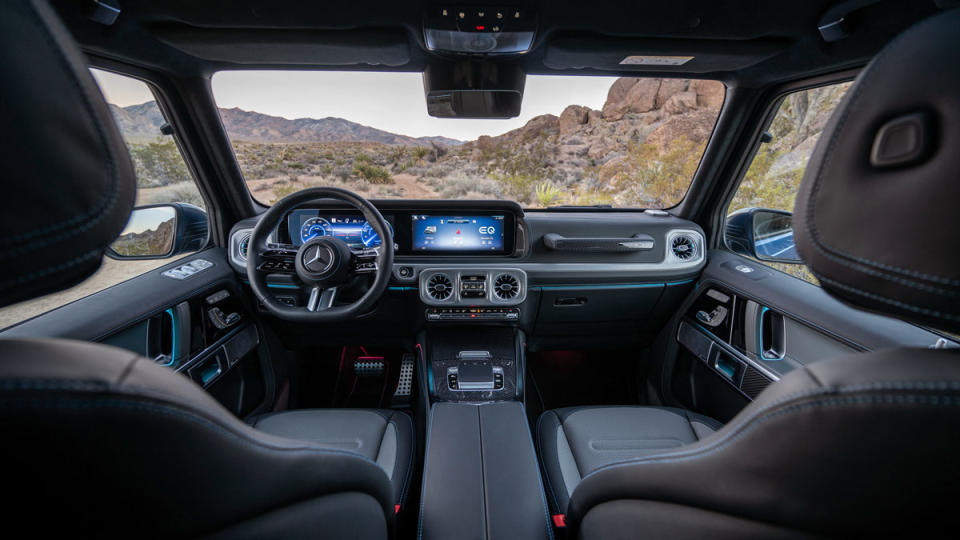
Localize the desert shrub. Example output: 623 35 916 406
412 146 430 164
354 153 372 165
424 163 454 178
129 139 192 188
438 175 502 199
354 163 392 184
535 182 565 207
333 165 353 180
494 173 538 204
272 183 299 200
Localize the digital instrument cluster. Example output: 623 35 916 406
288 210 393 249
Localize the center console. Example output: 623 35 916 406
416 328 552 539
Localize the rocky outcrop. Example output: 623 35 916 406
559 105 591 135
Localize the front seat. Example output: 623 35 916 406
0 1 411 537
537 9 960 539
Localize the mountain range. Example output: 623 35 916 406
108 101 462 146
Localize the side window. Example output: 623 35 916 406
726 81 852 284
0 69 206 329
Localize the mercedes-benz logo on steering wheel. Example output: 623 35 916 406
302 244 334 273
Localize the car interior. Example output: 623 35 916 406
2 0 960 538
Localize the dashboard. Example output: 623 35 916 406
228 200 709 337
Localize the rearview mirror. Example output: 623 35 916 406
725 208 802 264
108 203 208 260
423 61 525 118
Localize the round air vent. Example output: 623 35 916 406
493 274 520 300
238 233 251 262
671 234 699 261
426 273 453 301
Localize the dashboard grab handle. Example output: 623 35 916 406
543 233 655 253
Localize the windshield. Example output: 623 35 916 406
210 72 723 208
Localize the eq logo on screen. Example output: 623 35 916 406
478 225 496 235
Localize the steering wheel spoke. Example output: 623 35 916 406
306 286 337 312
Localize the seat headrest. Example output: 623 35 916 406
0 0 136 309
794 9 960 334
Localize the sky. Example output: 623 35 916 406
92 69 617 141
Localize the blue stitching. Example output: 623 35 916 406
802 14 960 289
0 249 101 291
815 273 960 321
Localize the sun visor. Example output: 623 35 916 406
151 26 411 67
544 35 788 74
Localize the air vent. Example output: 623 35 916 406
672 235 697 260
238 233 251 261
426 273 453 301
493 274 520 300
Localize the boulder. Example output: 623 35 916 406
655 79 690 108
605 77 640 106
624 78 662 113
691 79 725 110
664 91 699 114
644 108 718 151
519 114 559 140
559 105 592 135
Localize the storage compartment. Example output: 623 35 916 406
420 402 551 540
535 284 664 338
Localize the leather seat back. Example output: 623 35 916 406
567 9 960 538
0 1 396 537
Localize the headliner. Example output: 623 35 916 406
52 0 945 87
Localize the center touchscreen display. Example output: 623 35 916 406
412 215 505 252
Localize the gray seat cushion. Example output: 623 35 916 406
536 406 722 514
251 409 415 510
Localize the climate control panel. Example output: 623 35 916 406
419 268 527 307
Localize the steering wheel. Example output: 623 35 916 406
246 187 394 322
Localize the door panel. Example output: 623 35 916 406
0 248 274 417
666 250 951 421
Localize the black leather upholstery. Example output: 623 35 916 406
0 338 402 538
565 348 960 538
540 11 960 538
250 408 415 509
0 2 412 537
420 402 554 540
536 406 721 515
0 0 136 308
793 9 960 333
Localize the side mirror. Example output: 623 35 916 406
108 203 208 260
725 208 802 264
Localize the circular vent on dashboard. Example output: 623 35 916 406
426 273 453 301
238 233 251 262
493 274 520 300
671 234 698 261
